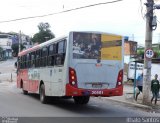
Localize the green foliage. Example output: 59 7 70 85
11 43 25 57
137 49 160 58
137 50 144 59
137 50 144 55
32 22 55 44
153 50 160 58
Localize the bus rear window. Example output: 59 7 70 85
73 32 122 61
73 32 101 59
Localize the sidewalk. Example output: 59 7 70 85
102 84 160 111
0 58 17 83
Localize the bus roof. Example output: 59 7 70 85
71 31 123 37
18 35 67 56
18 31 123 56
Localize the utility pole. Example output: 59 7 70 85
19 31 22 53
143 0 154 105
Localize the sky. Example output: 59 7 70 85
0 0 160 45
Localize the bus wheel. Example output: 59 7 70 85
21 82 28 95
22 90 28 95
73 96 90 104
40 84 47 104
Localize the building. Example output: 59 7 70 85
0 34 12 60
20 34 32 49
124 40 138 64
123 38 138 76
0 32 32 60
9 32 32 49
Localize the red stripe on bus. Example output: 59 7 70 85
28 80 39 92
17 69 28 88
65 84 123 97
17 69 39 93
18 45 40 56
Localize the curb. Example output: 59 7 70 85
100 97 152 110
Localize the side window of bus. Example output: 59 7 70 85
39 49 43 67
19 56 22 69
55 40 66 66
31 52 35 67
48 44 56 66
29 53 32 68
35 50 40 68
17 56 20 69
22 56 25 69
42 47 48 67
22 56 24 69
27 53 31 68
24 55 27 69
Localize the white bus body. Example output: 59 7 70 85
17 31 124 104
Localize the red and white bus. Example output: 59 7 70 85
17 31 124 104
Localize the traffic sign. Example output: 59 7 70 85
145 48 154 59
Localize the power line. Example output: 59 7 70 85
139 0 145 20
0 0 123 24
157 18 160 23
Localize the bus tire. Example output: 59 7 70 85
21 81 28 95
73 96 90 104
23 90 28 95
40 84 47 104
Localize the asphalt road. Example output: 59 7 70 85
0 82 159 123
0 59 159 123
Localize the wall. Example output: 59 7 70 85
124 41 137 55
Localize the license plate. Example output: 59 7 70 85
92 84 102 88
91 90 104 95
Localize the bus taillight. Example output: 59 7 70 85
69 67 77 88
116 69 123 87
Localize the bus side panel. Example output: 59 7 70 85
26 68 40 94
50 67 64 96
29 80 39 93
50 38 69 97
17 69 29 90
36 68 51 96
17 72 21 88
39 63 69 97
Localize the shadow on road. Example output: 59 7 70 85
26 93 108 115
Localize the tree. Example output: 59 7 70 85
137 50 144 59
32 22 55 44
12 43 25 57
